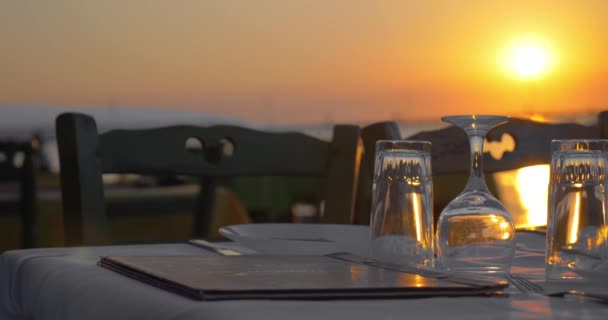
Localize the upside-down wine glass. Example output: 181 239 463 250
436 115 516 275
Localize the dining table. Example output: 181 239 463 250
0 227 607 320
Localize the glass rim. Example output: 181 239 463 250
375 140 431 145
375 140 431 153
441 114 511 120
551 139 608 153
551 139 608 143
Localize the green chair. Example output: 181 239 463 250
56 112 362 246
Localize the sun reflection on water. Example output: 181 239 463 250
494 164 550 227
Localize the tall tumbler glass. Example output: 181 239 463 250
369 140 434 268
547 140 608 280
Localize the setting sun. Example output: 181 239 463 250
511 45 548 78
501 38 555 80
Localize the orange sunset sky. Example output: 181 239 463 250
1 1 607 125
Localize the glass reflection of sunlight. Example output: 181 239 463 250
396 273 426 287
567 191 581 244
349 265 362 282
412 192 422 243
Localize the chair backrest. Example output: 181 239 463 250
354 121 402 225
0 141 37 248
406 113 608 224
56 112 362 246
407 115 605 174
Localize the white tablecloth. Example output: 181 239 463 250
0 232 606 320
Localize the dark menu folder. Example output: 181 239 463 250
98 253 507 301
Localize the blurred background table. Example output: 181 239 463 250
0 172 331 252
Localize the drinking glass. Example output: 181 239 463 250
436 115 515 274
369 140 433 268
546 139 608 280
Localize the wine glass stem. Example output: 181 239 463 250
467 133 489 192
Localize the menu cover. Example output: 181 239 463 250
98 253 507 301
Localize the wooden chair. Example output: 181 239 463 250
0 141 37 248
407 113 608 222
354 121 402 225
408 115 604 174
56 112 362 246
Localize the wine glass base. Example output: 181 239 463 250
439 253 513 274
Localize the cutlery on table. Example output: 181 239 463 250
507 274 608 302
188 239 256 256
545 290 608 302
506 274 544 294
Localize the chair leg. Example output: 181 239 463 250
193 177 218 238
20 154 37 248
